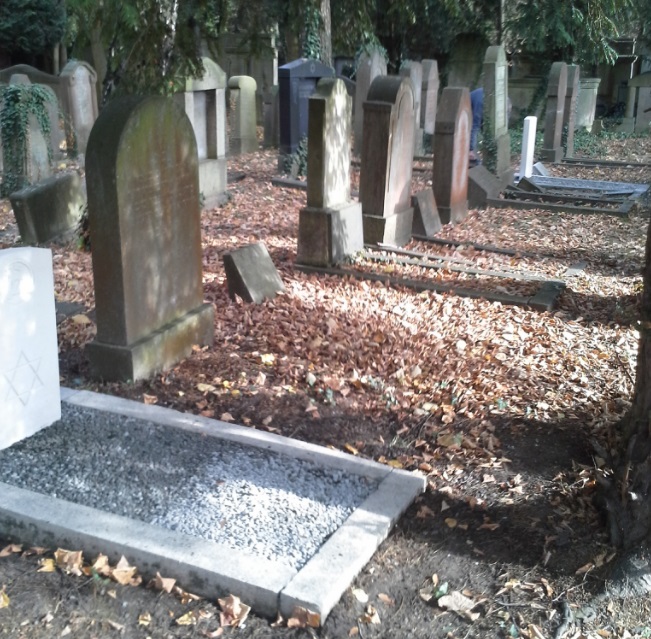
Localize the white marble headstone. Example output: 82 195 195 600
0 247 60 449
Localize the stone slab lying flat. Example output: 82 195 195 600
0 388 425 623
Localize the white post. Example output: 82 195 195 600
519 115 537 180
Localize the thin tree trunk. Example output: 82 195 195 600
320 0 332 67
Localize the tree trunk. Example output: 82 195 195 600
319 0 332 67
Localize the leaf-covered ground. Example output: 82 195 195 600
1 130 651 638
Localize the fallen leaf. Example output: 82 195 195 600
438 591 480 621
0 544 21 557
150 572 176 593
352 587 368 603
0 587 9 609
378 593 395 606
287 606 320 628
138 612 151 626
71 314 91 325
175 611 197 626
220 412 235 422
112 556 142 586
38 558 56 573
218 594 251 628
54 549 84 576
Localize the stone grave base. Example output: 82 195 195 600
539 146 563 163
438 201 467 226
363 208 414 247
199 158 228 209
297 203 364 266
86 303 215 382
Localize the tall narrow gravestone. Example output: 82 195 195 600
359 76 415 247
432 87 471 225
421 60 439 136
540 62 568 163
0 247 60 450
353 48 387 156
85 96 215 382
228 75 259 155
400 60 423 155
297 78 363 266
482 46 512 185
60 60 99 154
563 65 580 158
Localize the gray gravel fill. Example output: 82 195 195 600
0 404 377 569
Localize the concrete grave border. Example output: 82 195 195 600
0 387 425 622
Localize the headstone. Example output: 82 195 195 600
411 190 441 237
400 60 423 154
421 60 439 135
0 247 61 450
468 165 500 209
532 161 549 177
563 65 580 157
59 60 99 154
174 57 228 208
353 48 386 156
278 59 335 160
297 78 363 266
85 95 215 382
3 75 52 190
228 75 259 155
519 116 537 179
447 34 485 88
263 86 280 148
9 172 86 244
627 72 651 133
359 76 415 246
432 87 471 225
540 62 568 163
482 45 512 184
576 78 600 132
223 242 284 303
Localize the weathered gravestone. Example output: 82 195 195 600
278 59 334 163
174 57 228 208
563 65 580 157
482 45 512 185
540 62 568 163
0 247 60 450
85 96 214 382
60 60 99 154
432 87 471 225
353 48 387 156
228 75 259 155
421 60 439 136
359 76 415 247
223 242 285 303
400 60 424 155
411 189 441 236
297 78 363 266
263 86 280 148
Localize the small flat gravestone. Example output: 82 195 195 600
0 247 60 450
411 190 441 236
223 242 285 304
85 95 215 382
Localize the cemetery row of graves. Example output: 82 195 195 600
1 41 651 638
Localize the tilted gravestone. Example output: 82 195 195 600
421 60 439 136
85 95 214 382
0 247 60 450
482 45 512 185
174 57 228 208
353 48 386 156
228 75 259 155
563 65 580 158
540 62 568 163
411 189 441 237
278 58 334 162
359 76 415 247
60 60 99 154
223 242 285 304
297 78 363 266
432 87 471 225
400 60 424 155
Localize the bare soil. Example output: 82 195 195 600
1 128 651 638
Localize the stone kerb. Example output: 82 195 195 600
353 49 387 156
228 75 258 155
541 61 568 163
359 75 415 247
85 95 214 381
432 87 471 225
421 59 439 135
59 60 99 154
297 78 363 266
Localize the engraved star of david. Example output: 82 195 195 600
3 351 44 406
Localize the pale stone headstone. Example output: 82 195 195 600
297 78 363 266
421 60 439 135
353 48 387 156
482 45 512 184
60 60 99 154
541 62 568 163
174 57 228 208
400 60 423 154
432 87 471 225
223 242 284 303
228 75 258 155
519 116 537 179
0 247 61 450
575 78 600 131
359 76 415 246
85 95 215 382
563 65 580 157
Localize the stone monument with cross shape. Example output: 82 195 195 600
297 78 363 266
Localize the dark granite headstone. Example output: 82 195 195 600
223 242 285 304
278 59 335 158
411 190 441 236
540 62 568 163
432 87 471 225
85 95 214 381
